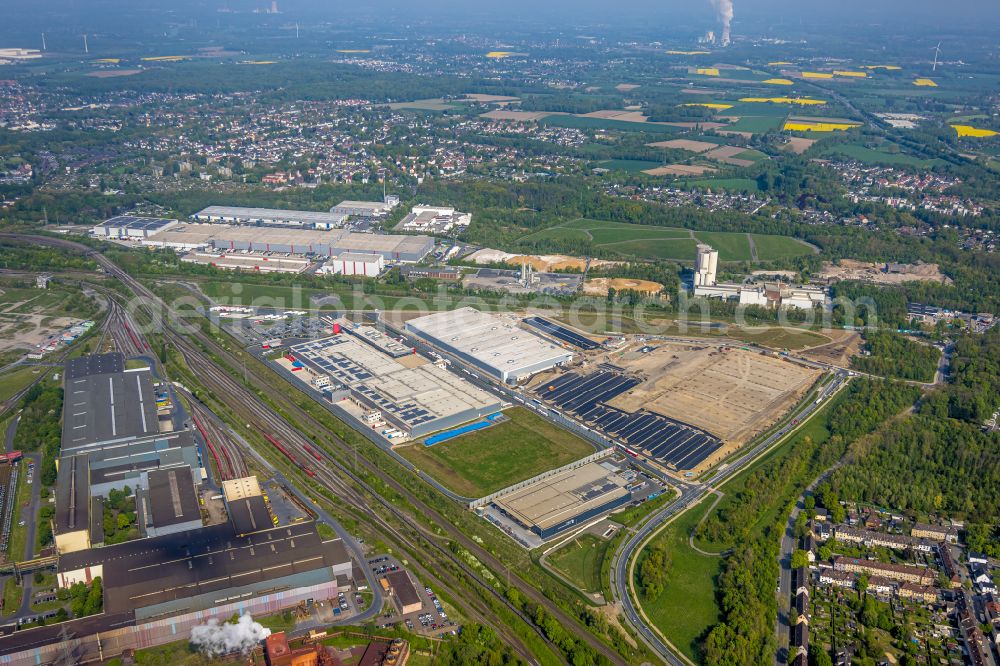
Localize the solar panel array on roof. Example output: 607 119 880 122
104 216 178 231
523 317 600 350
537 371 722 470
289 334 501 436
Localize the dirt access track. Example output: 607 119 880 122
607 344 821 446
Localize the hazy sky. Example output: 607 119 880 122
5 0 999 43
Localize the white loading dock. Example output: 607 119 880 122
404 307 573 383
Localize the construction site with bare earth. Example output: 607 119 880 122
522 334 822 476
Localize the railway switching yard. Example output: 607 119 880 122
0 233 848 666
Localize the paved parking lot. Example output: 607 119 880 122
366 555 459 637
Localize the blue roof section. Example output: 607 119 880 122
424 419 494 446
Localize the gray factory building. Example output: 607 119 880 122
140 466 203 538
405 308 573 383
57 520 352 621
145 223 434 263
62 361 160 453
192 205 348 230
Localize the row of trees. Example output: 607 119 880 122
14 382 63 487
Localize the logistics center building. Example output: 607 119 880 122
289 328 503 437
404 307 573 383
142 223 434 262
492 461 631 539
192 205 349 229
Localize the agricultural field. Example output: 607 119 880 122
540 114 679 134
397 407 595 498
547 534 612 593
719 116 785 134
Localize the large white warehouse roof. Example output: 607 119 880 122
405 308 573 382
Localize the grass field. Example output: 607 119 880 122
596 159 666 172
398 407 595 498
640 396 835 660
597 239 700 260
0 367 44 403
735 326 830 350
819 143 945 167
751 233 816 259
548 534 612 593
694 231 754 261
1 576 21 617
609 488 677 527
520 219 809 262
638 498 722 662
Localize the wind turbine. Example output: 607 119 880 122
932 42 941 72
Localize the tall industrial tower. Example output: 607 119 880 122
694 243 719 287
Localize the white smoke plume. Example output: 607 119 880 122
710 0 734 46
190 614 272 656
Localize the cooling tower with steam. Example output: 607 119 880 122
710 0 734 46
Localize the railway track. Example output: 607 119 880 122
104 297 148 358
166 335 546 663
183 391 249 481
2 235 577 664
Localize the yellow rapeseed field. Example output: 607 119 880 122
784 121 859 133
486 51 513 58
913 78 938 87
681 103 734 110
768 61 793 66
141 55 187 62
695 68 720 76
952 125 999 138
834 71 867 78
95 58 121 63
762 78 794 85
861 65 902 70
740 97 827 106
239 61 276 65
801 71 834 79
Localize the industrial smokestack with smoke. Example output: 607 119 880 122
190 614 272 657
710 0 734 46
